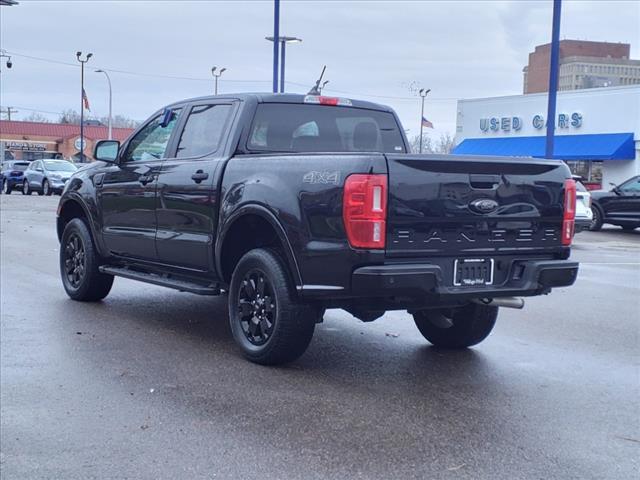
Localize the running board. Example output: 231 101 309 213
99 266 220 295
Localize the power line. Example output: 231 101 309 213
3 49 458 102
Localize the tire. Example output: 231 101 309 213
43 179 52 196
589 205 603 231
22 180 31 195
60 218 114 301
2 179 11 195
413 303 498 349
228 248 316 365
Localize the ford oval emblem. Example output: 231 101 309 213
469 198 499 214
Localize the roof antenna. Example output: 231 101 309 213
307 65 327 95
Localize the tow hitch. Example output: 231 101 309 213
472 297 525 309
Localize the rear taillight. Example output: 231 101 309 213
11 171 22 176
343 174 387 249
562 179 576 246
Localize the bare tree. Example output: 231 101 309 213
409 134 434 154
436 132 455 154
59 109 139 128
22 112 51 123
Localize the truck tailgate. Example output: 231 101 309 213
385 154 570 257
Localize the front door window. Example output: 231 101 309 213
122 109 181 162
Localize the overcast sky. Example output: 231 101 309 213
1 0 639 139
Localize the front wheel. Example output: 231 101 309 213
2 179 11 194
43 179 52 196
413 303 498 349
22 180 31 195
60 218 114 301
228 248 316 365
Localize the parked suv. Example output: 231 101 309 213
23 159 78 196
589 176 640 231
56 93 579 365
1 161 30 194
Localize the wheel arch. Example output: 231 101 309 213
216 204 303 289
56 196 98 246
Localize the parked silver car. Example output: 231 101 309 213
22 159 78 196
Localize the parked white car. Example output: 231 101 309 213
573 176 593 233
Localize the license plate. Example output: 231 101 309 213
454 258 494 286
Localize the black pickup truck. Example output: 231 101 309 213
57 93 579 364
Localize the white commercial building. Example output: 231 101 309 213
453 85 639 188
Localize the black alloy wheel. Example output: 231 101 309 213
63 233 86 289
237 269 276 346
59 218 114 301
228 248 317 365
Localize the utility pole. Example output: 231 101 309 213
211 66 226 95
76 51 92 162
272 0 280 93
1 107 18 121
545 0 562 159
95 69 112 140
418 88 431 154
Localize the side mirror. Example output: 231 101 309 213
94 140 120 163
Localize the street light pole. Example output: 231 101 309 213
272 0 280 93
266 36 302 93
545 0 562 159
76 51 92 162
211 66 226 95
95 69 112 140
418 88 430 154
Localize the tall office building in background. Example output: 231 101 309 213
523 40 640 94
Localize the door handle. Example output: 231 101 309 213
191 170 209 183
138 174 154 185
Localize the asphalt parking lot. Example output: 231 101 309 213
1 194 639 480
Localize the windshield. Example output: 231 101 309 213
9 162 29 171
247 103 406 154
44 161 77 172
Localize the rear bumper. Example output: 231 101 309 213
351 259 579 300
575 217 592 233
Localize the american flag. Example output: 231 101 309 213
421 116 434 129
82 88 91 111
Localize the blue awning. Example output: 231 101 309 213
452 132 636 161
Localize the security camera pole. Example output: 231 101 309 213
211 66 226 95
76 51 92 162
0 49 12 70
418 88 431 154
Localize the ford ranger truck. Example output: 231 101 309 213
56 94 579 365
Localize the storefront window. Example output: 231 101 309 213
566 160 603 185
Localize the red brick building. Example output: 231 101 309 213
0 120 134 162
523 40 640 94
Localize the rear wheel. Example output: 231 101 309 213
22 180 31 195
228 248 316 365
589 205 603 231
43 179 51 196
60 218 114 301
2 179 11 194
413 303 498 348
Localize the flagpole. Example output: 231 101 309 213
76 52 92 162
418 88 430 154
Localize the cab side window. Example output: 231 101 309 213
176 104 232 158
122 109 181 162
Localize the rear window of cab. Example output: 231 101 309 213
247 103 406 154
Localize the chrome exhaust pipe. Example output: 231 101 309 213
473 297 525 309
